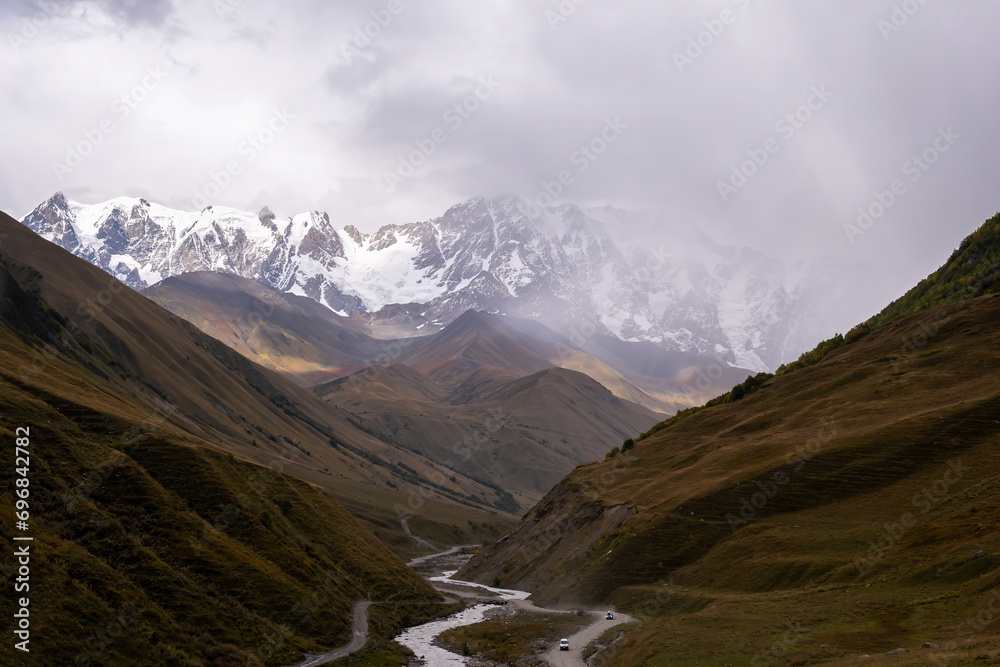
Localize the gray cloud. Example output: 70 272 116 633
2 0 175 26
1 0 998 335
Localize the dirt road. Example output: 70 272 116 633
539 610 633 667
288 599 371 666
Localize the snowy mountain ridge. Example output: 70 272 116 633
21 192 816 372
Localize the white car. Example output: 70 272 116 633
559 638 569 651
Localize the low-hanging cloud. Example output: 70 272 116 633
1 0 998 336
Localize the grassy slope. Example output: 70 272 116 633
459 293 1000 665
318 365 662 501
0 325 439 665
866 210 999 330
779 210 999 378
1 211 516 559
629 211 1000 460
142 271 388 383
0 213 484 664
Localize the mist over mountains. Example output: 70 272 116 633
22 192 844 373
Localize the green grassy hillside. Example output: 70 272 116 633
0 213 463 664
626 211 1000 446
459 292 1000 665
0 328 440 665
318 363 662 501
867 211 1000 329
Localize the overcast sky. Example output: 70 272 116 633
1 0 998 329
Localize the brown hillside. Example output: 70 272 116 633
459 294 1000 665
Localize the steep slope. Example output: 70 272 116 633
459 292 1000 664
498 315 751 413
0 224 445 665
134 272 664 502
142 271 411 385
133 273 661 504
22 192 819 372
319 362 664 499
0 210 515 556
141 270 728 413
864 210 999 329
394 310 554 403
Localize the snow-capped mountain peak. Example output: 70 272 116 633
21 192 817 371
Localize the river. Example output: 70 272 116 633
396 548 632 666
396 548 531 665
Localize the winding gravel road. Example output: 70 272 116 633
428 570 633 667
287 540 630 666
401 517 437 551
539 609 633 667
288 600 371 667
407 544 471 568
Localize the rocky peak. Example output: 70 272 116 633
19 192 819 372
258 206 277 229
342 224 364 245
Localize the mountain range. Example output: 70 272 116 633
0 200 668 663
0 209 458 665
2 200 673 536
459 211 1000 664
141 271 666 498
10 188 998 664
21 192 826 373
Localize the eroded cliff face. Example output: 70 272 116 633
460 294 1000 618
457 462 636 606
